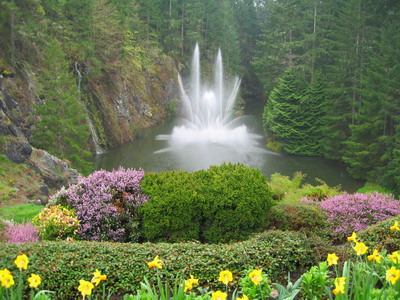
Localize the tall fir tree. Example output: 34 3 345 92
32 40 92 174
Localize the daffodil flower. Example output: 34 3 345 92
390 220 400 231
147 255 163 269
14 254 29 270
184 275 199 292
237 295 249 300
212 290 227 300
353 242 368 255
91 269 107 286
332 277 346 295
327 253 339 266
28 273 41 288
1 273 15 289
389 251 400 264
78 279 94 297
368 249 382 263
386 267 400 285
249 269 263 285
218 270 233 285
347 232 357 242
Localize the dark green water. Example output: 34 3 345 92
94 106 364 192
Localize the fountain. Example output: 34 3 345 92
156 44 264 158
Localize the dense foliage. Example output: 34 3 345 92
255 0 400 195
49 167 149 242
265 203 330 237
140 163 274 243
357 215 400 253
0 230 324 298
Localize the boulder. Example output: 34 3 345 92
27 148 79 189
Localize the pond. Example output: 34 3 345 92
94 103 364 192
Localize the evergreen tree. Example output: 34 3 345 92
263 69 308 154
32 40 92 174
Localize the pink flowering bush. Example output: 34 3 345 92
4 222 39 243
306 192 400 241
49 167 149 242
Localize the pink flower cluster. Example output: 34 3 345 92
314 192 400 239
5 222 39 243
50 167 149 242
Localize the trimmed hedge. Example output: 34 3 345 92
357 214 400 253
264 203 330 237
139 163 274 243
0 230 325 299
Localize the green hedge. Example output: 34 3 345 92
139 163 274 243
0 230 325 299
265 203 331 237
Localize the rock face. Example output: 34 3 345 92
0 85 79 195
27 149 79 188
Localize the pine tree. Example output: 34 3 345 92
263 69 308 154
32 40 92 174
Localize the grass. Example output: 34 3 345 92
0 203 44 223
356 182 392 194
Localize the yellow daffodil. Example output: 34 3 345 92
91 269 107 286
1 273 15 289
368 249 382 263
237 295 249 300
327 253 339 266
27 273 41 288
218 270 233 285
184 280 193 292
249 269 263 285
332 277 346 295
78 279 94 297
147 255 163 269
389 251 400 264
390 221 400 231
14 254 29 270
386 267 400 285
0 269 11 280
347 232 357 242
184 275 199 292
353 242 368 255
212 290 227 300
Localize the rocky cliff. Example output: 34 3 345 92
0 49 180 202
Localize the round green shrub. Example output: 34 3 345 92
197 163 274 243
265 202 330 237
139 170 204 242
139 163 274 244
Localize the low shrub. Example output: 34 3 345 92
265 202 330 237
269 172 341 203
140 163 274 243
32 205 79 241
0 230 323 299
310 192 400 241
49 167 149 242
357 215 400 253
3 221 39 243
